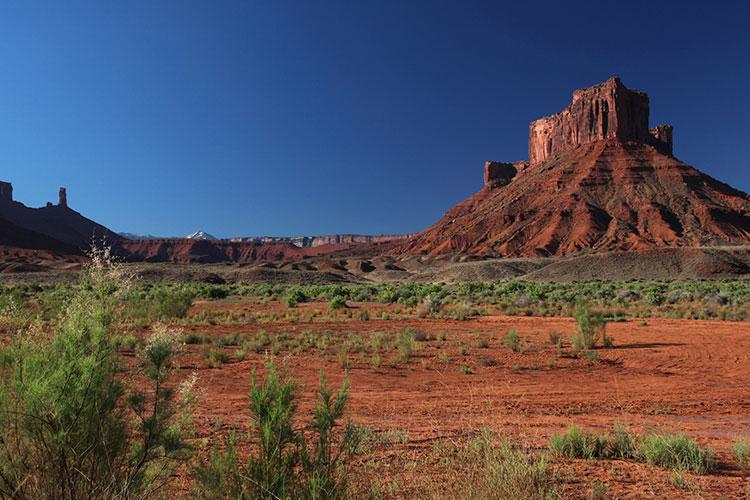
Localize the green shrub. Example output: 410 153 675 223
183 331 210 344
506 330 520 352
204 347 229 368
213 333 245 347
396 329 415 362
583 350 600 362
572 303 608 350
549 426 608 459
733 439 750 468
0 248 194 499
329 296 347 310
436 429 556 499
609 422 637 459
112 332 138 350
151 287 195 319
285 289 306 308
193 362 360 499
637 433 714 473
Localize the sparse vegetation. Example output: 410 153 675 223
733 439 750 468
550 424 714 474
638 433 715 473
506 329 520 352
431 429 557 499
193 362 360 499
1 266 747 497
573 303 610 350
549 426 608 459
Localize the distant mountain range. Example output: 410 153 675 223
118 230 412 248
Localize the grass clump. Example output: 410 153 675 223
733 438 750 468
572 303 610 350
112 332 138 350
183 331 210 344
193 362 360 499
435 429 557 500
204 347 230 368
396 329 416 363
549 426 608 459
638 433 715 473
505 329 520 352
550 424 713 474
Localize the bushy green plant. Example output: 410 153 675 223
397 329 416 362
151 286 195 319
285 288 307 308
733 438 750 468
638 433 715 473
204 347 229 368
193 362 360 499
506 330 520 352
549 426 608 459
0 248 195 499
435 429 556 500
572 303 608 350
112 332 139 350
183 331 210 344
329 296 347 310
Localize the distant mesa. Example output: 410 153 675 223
396 77 750 257
0 182 121 250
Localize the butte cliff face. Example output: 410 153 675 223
397 77 750 257
528 77 673 164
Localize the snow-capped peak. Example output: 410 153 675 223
186 230 218 240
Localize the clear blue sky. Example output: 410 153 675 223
1 1 748 237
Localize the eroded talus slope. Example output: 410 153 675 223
398 140 750 257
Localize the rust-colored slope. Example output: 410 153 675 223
110 238 352 264
397 139 750 257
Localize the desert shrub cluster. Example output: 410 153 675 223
550 424 715 474
7 279 750 322
194 362 360 499
0 248 195 499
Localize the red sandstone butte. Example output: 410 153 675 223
396 77 750 257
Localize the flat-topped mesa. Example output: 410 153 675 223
528 77 673 165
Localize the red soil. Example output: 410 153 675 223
129 301 750 497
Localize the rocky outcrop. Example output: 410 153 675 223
0 182 122 250
0 182 13 202
484 161 528 188
650 124 673 155
528 77 672 165
394 78 750 257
